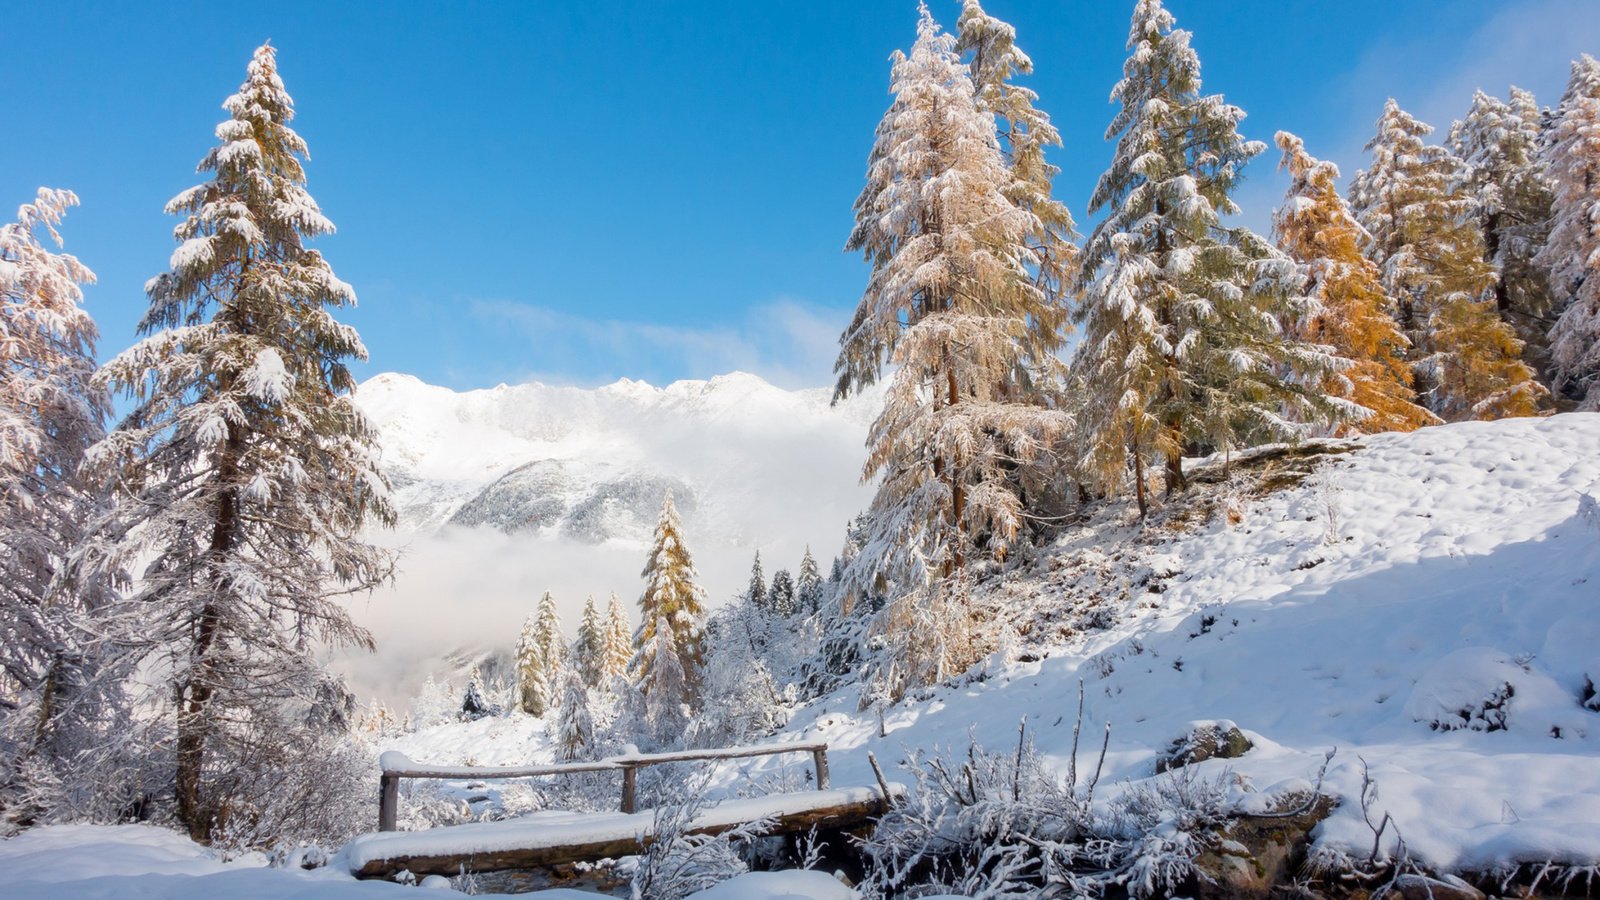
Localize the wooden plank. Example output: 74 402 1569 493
353 790 896 879
378 743 827 780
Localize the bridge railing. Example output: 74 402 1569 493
377 741 831 831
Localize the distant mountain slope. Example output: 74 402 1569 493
341 372 879 704
355 371 878 546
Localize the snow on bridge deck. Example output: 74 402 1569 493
336 784 904 879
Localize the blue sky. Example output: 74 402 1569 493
4 0 1595 392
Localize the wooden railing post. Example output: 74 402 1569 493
620 764 638 814
811 747 830 790
379 772 400 832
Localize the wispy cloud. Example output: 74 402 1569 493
468 297 850 391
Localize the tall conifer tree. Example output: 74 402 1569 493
601 593 632 684
515 614 549 716
82 44 394 839
1451 89 1558 370
0 189 116 814
1349 99 1545 421
835 5 1070 689
632 494 705 694
1073 0 1331 515
1537 56 1600 409
573 595 604 689
532 591 564 701
1273 132 1437 435
837 5 1068 580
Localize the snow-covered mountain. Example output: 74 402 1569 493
341 372 880 703
356 371 878 546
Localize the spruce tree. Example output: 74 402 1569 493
573 595 604 689
1537 55 1600 409
795 546 824 615
1349 99 1545 421
1273 132 1438 435
0 188 117 817
1074 0 1331 515
552 669 594 761
836 4 1070 598
515 614 549 716
642 617 688 748
601 592 632 684
745 551 767 611
768 569 795 617
82 43 394 840
632 494 705 694
1451 89 1558 371
532 591 564 704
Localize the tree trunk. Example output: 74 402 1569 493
1163 423 1186 497
1132 439 1148 520
176 420 244 842
945 364 965 574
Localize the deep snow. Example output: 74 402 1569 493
758 414 1600 874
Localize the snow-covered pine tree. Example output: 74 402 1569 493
768 568 795 617
1451 89 1558 374
80 43 395 841
532 591 565 705
0 188 119 825
1273 132 1438 435
574 595 604 689
601 593 632 685
642 616 688 748
514 614 550 716
632 493 706 696
795 546 823 616
460 665 495 721
1349 99 1545 421
835 7 1071 682
956 0 1078 338
745 551 767 611
1537 56 1600 409
552 668 594 761
1073 0 1333 515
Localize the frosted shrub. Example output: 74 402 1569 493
628 775 775 900
862 718 1102 898
862 715 1241 899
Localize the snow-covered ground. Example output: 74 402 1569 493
8 415 1596 897
753 414 1600 875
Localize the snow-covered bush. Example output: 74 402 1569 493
627 779 776 900
861 722 1098 898
861 718 1244 899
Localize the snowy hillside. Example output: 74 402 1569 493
340 372 878 703
745 414 1600 878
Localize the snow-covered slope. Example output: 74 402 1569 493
761 415 1600 875
340 372 878 705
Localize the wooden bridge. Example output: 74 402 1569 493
341 742 903 880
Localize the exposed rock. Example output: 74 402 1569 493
1191 794 1336 900
1157 720 1254 772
